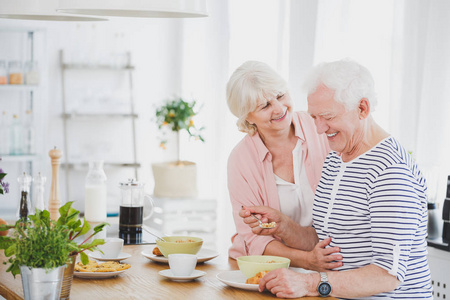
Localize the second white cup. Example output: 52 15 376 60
168 254 197 276
98 237 124 258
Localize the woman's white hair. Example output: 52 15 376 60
226 61 288 135
302 59 377 110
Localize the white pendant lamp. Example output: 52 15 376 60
57 0 208 18
0 0 106 21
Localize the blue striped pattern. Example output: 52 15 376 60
313 137 433 299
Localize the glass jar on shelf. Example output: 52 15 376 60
10 114 23 155
24 61 39 85
0 60 7 84
8 60 23 85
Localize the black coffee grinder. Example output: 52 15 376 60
442 175 450 243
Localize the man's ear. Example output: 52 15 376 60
358 98 370 119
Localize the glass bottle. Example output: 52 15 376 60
10 114 23 155
85 160 107 222
0 111 10 155
17 172 32 221
32 172 46 212
23 110 35 154
24 61 39 85
8 60 23 85
0 60 7 84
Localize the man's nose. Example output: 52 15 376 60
314 118 328 134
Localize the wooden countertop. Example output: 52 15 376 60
0 244 336 299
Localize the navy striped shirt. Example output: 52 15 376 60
313 136 432 299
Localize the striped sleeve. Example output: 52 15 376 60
369 163 425 282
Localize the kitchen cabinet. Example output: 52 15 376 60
428 246 450 299
0 29 44 217
59 50 140 213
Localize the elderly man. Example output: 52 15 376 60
240 59 432 299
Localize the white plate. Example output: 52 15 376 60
158 269 206 281
141 248 219 263
216 270 258 291
73 269 126 279
216 268 317 291
88 252 131 261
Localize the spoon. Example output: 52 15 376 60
250 213 276 229
143 225 165 242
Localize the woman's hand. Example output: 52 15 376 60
305 237 343 271
258 268 313 298
239 205 287 238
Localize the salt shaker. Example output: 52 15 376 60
33 172 47 212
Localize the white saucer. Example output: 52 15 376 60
89 252 131 261
142 248 219 263
158 269 206 281
74 269 126 279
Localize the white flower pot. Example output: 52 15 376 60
152 161 198 198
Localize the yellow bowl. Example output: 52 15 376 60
237 255 290 278
156 236 203 258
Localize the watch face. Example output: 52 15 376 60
318 282 332 296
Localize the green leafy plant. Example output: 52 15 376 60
0 202 108 277
57 201 108 264
155 97 205 162
0 210 73 277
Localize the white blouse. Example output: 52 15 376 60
274 140 314 227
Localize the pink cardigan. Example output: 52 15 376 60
227 111 330 259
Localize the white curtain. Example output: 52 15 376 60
390 0 450 203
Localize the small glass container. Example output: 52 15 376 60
0 60 7 84
8 60 23 85
24 61 40 85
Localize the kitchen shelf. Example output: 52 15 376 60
0 85 39 92
62 63 134 71
59 49 140 201
62 162 141 169
61 113 138 120
1 154 38 162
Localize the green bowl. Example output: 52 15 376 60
156 236 203 258
237 255 290 278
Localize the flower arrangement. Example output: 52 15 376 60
155 97 204 163
0 167 8 195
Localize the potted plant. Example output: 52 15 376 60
152 97 205 198
0 202 107 299
56 201 108 299
0 210 73 299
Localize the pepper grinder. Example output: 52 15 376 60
48 147 62 221
17 172 32 221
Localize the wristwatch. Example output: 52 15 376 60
317 272 332 297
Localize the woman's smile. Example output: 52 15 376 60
271 108 288 122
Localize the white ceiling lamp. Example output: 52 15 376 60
0 0 106 21
57 0 208 18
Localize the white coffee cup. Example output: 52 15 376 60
98 238 124 258
168 254 197 276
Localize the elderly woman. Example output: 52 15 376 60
226 61 340 270
240 59 432 298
